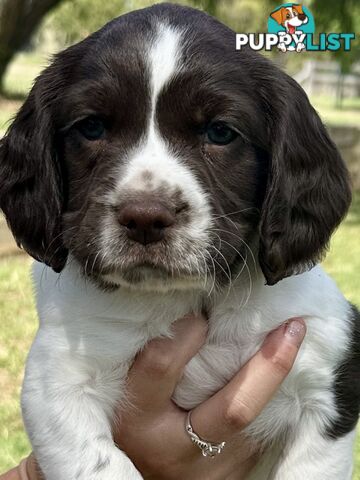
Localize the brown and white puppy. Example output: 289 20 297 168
0 4 359 480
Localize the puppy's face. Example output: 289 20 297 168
0 4 351 292
271 5 308 31
58 21 267 291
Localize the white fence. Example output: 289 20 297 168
294 60 360 99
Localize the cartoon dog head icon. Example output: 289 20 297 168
271 4 308 34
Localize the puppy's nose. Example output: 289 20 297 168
118 202 175 245
298 13 306 20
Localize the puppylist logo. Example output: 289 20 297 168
236 3 355 53
269 3 314 52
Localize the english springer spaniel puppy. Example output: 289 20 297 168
0 3 359 479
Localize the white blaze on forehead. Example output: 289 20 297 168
119 22 188 192
149 23 182 107
286 7 294 17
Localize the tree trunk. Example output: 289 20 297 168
0 0 65 92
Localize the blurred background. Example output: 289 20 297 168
0 0 359 477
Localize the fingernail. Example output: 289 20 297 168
284 318 306 346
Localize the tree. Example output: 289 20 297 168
49 0 269 47
0 0 65 91
49 0 217 46
48 0 126 45
192 0 218 16
312 0 360 74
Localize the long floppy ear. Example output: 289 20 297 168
270 8 285 25
0 71 68 271
259 75 351 285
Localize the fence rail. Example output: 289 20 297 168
294 60 360 100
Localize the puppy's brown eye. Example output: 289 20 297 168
206 122 238 146
76 116 105 141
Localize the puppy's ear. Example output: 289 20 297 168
0 70 68 271
270 8 285 25
293 5 305 15
259 76 351 285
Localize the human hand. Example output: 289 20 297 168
114 315 306 479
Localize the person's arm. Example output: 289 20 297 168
0 315 305 480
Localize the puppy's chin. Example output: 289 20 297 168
100 265 208 293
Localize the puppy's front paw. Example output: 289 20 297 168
278 43 287 52
296 42 305 52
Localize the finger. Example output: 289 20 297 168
190 318 306 441
126 314 207 413
27 454 43 480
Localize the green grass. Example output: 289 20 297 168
311 96 360 127
0 255 37 471
2 52 45 98
0 194 359 475
322 191 360 304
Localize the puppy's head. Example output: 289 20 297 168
0 4 351 291
271 5 308 30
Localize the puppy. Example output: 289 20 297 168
0 4 359 480
270 4 308 52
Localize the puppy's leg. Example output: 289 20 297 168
21 352 142 480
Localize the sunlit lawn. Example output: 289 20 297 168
0 194 359 475
311 96 360 127
0 254 37 471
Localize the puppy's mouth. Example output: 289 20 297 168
288 24 296 34
99 260 207 291
115 262 172 283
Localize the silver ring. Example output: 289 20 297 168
185 410 226 458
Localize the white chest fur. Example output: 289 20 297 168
30 261 350 439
